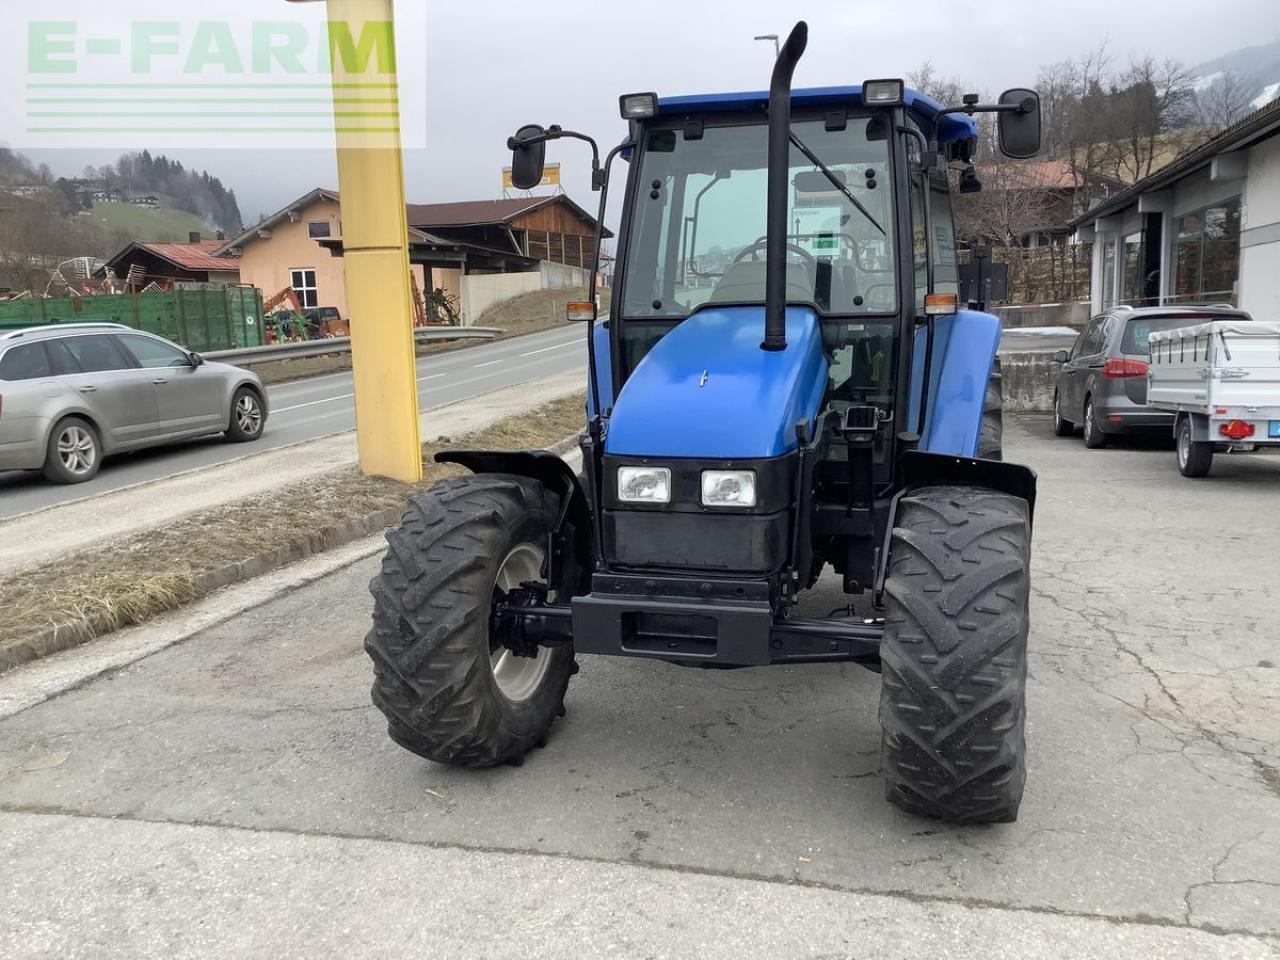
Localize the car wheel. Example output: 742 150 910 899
1052 392 1074 437
226 387 266 442
1083 396 1107 449
42 416 102 485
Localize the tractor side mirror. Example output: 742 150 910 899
1053 350 1069 364
508 124 547 191
997 89 1041 159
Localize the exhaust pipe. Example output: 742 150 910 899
761 21 808 353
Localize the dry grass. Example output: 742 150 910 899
479 286 611 338
0 392 586 660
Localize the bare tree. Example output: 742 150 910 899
907 61 968 108
1195 69 1257 129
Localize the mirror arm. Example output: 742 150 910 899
585 140 632 430
509 126 605 191
927 98 1033 167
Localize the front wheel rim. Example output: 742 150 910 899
57 426 96 475
489 543 552 702
1178 426 1189 467
236 395 262 434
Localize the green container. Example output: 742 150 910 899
0 286 266 352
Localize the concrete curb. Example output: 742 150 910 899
0 434 584 675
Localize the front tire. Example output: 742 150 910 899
366 474 577 767
879 486 1031 823
1177 418 1213 478
1052 392 1074 437
42 416 101 484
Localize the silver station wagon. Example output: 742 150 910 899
0 323 267 484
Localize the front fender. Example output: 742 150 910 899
434 448 592 593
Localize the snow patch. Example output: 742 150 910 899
1191 71 1224 93
1252 81 1280 109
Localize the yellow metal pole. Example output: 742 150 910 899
323 0 423 482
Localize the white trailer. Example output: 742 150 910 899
1147 319 1280 477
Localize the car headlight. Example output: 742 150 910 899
617 466 671 504
701 470 756 508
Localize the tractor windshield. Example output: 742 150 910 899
621 114 897 319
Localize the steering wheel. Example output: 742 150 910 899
733 239 816 269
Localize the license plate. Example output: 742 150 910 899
1270 421 1280 438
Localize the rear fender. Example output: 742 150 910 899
434 449 592 593
908 309 1001 457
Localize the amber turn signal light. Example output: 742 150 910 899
566 301 597 322
924 294 958 316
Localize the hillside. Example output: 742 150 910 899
88 202 213 243
1190 36 1280 111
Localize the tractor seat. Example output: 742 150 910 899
709 261 813 305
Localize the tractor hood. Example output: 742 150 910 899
605 306 829 459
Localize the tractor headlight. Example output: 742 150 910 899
700 470 757 508
617 466 671 504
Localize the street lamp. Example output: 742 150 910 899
754 34 780 57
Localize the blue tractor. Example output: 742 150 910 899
365 22 1042 823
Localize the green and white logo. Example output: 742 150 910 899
7 2 426 148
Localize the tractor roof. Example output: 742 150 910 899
656 85 977 143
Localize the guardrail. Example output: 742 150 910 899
204 326 503 365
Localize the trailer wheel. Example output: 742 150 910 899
1177 417 1213 478
978 358 1004 461
365 474 577 767
879 485 1030 823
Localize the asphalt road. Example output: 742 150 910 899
0 324 588 519
1 419 1277 958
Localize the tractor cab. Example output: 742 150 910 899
365 22 1045 824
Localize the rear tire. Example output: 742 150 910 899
978 358 1004 461
1052 392 1074 437
226 386 266 442
365 474 577 767
1177 417 1213 478
42 416 101 485
1082 396 1107 448
879 486 1031 823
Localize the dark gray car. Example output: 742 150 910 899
1051 305 1251 448
0 323 267 484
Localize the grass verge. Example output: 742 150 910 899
479 286 611 338
0 392 586 673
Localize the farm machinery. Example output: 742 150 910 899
365 22 1043 822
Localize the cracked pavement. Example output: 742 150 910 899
1 416 1278 958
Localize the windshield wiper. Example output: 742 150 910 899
788 130 886 236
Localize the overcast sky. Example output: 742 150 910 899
9 0 1280 225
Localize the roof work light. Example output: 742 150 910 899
861 79 904 106
619 93 659 120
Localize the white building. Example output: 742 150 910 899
1073 98 1280 322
